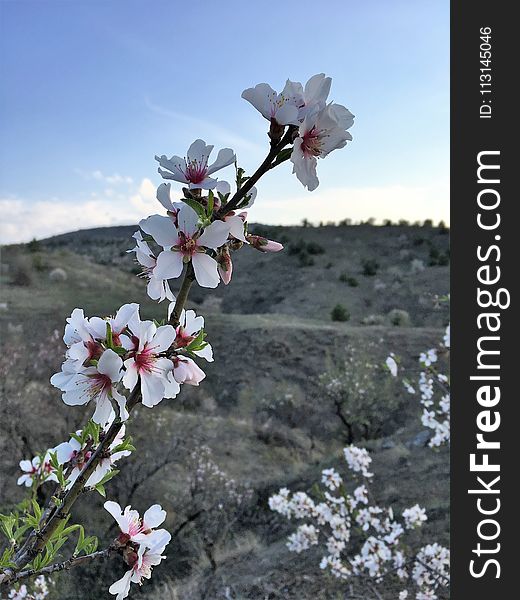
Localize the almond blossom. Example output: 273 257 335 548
241 80 302 126
140 203 231 288
108 532 171 600
291 102 354 191
104 501 169 549
88 303 140 345
122 320 178 407
128 231 175 302
170 356 206 386
241 74 333 127
155 139 235 190
53 423 131 489
51 349 128 426
61 308 103 373
16 456 52 487
172 308 213 362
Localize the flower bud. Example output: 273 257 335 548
217 246 233 285
269 118 285 144
246 234 284 253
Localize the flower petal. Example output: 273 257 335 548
140 372 165 408
143 504 166 529
192 253 220 288
206 148 235 176
109 569 133 600
97 349 123 382
154 251 184 281
151 325 176 353
197 220 230 249
187 139 213 164
139 215 178 248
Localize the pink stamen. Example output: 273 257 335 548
301 126 323 157
184 156 208 184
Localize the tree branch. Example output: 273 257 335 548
3 548 115 585
218 126 296 217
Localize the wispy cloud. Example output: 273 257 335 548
0 178 159 244
74 169 134 185
144 97 264 155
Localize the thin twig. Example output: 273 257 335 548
3 547 115 584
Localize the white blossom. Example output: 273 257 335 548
155 139 235 190
140 204 231 288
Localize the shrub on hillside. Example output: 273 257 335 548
331 304 350 322
361 258 379 276
387 308 411 327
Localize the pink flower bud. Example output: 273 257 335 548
217 246 233 285
173 357 206 386
246 234 284 253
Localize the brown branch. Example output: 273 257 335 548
217 126 296 217
2 125 297 583
3 547 115 585
168 262 195 327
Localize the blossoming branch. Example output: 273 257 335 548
0 73 354 598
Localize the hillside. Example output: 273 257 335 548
0 223 449 600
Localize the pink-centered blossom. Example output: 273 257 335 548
17 456 52 487
122 320 178 407
291 103 354 191
51 349 128 426
140 204 231 288
104 501 168 549
108 532 171 600
155 139 235 190
128 231 175 303
52 424 131 489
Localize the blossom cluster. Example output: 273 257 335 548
387 323 450 447
8 576 49 600
242 73 354 190
50 303 213 424
135 180 280 292
18 419 131 491
3 73 354 597
269 445 450 599
103 501 171 600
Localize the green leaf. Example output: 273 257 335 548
185 328 207 353
96 469 119 487
182 198 206 219
0 547 15 568
273 148 292 167
31 499 42 521
84 535 99 555
94 484 106 498
106 321 113 349
206 190 214 216
112 346 128 356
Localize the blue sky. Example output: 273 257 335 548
0 0 449 243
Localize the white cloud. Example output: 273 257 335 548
75 168 134 185
251 182 450 226
1 180 449 245
0 178 160 244
144 96 264 155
